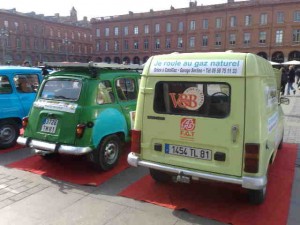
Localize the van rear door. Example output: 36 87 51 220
141 76 245 177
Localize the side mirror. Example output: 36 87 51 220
280 97 290 105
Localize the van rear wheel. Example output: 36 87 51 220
92 135 121 171
149 169 171 182
248 187 266 205
0 121 19 149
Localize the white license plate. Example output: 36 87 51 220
41 118 58 134
165 144 212 160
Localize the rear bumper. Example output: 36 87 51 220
128 152 267 190
17 136 93 155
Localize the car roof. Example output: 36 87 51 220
0 66 42 74
42 62 143 79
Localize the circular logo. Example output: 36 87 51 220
183 87 204 110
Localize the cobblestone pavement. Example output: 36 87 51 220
0 173 49 209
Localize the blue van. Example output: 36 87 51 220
0 66 43 149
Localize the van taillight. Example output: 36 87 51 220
131 129 141 154
76 124 86 138
22 117 29 128
244 143 260 173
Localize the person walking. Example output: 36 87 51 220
295 66 300 90
280 67 288 95
287 65 296 95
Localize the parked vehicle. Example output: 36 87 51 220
18 62 142 171
0 66 43 149
128 52 289 204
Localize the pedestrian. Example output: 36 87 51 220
287 65 296 95
280 67 288 95
295 67 300 90
22 60 30 67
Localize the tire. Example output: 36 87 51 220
248 187 266 205
91 135 121 171
149 169 172 182
0 121 20 149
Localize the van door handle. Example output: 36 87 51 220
231 125 239 143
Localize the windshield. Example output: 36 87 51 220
40 78 82 101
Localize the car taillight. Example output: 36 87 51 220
131 129 141 154
22 117 29 128
244 143 260 173
76 124 86 138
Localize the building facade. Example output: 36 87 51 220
91 0 300 64
0 7 94 65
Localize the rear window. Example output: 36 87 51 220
40 79 82 101
154 82 230 118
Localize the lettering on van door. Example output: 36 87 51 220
180 118 196 139
149 59 244 76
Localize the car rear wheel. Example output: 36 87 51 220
248 187 266 205
91 135 121 171
0 121 20 149
149 169 172 182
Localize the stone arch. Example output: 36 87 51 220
133 56 140 65
104 57 111 63
122 56 130 64
257 52 267 59
271 51 284 63
288 51 300 61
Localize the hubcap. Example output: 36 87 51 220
104 142 118 164
0 125 15 144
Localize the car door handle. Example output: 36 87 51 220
231 125 239 143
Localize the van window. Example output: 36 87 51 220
97 81 114 104
115 78 137 101
154 82 230 118
0 75 12 94
40 79 82 101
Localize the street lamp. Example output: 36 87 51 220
62 38 71 61
0 28 9 65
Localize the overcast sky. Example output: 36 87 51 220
1 0 247 20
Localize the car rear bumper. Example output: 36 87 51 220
17 136 93 155
128 152 267 190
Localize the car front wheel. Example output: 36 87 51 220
0 121 20 149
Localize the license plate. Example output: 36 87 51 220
41 118 58 134
165 144 212 160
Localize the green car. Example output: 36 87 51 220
18 62 142 171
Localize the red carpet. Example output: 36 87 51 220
119 143 298 225
0 144 23 154
7 147 130 186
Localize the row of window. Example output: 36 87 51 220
96 29 300 52
1 20 92 41
95 11 300 37
2 37 93 54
